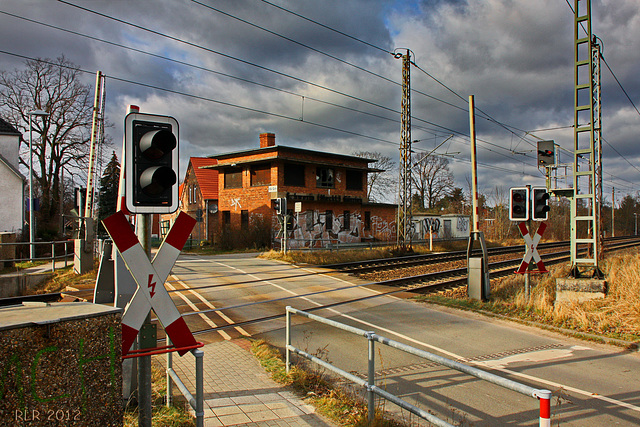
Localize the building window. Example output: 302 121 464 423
325 210 333 231
343 211 350 230
222 211 231 225
316 167 334 188
284 163 305 187
250 164 271 186
241 210 249 229
190 185 197 204
364 211 371 230
346 170 363 191
224 167 242 189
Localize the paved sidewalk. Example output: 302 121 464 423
165 339 337 427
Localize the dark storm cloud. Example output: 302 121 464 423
0 0 638 198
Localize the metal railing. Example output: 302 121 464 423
286 307 552 427
165 338 204 427
0 240 73 272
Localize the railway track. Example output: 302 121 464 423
373 236 640 295
172 236 640 338
327 236 639 274
2 236 639 342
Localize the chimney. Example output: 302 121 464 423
259 132 276 148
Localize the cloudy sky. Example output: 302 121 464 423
1 0 639 204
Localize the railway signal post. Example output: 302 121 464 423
510 185 550 298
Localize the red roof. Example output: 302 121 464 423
190 157 218 200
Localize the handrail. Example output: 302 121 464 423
165 338 204 427
286 306 552 426
0 240 73 271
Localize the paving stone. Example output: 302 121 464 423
161 339 336 427
247 410 280 422
217 412 252 425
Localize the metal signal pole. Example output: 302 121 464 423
396 49 412 249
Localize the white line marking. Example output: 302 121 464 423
165 281 231 340
216 261 640 414
170 275 250 337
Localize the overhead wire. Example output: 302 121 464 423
47 2 536 162
258 0 392 55
25 1 639 190
1 48 553 184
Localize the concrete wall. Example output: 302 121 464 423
411 214 471 240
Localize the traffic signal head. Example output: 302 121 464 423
537 140 555 166
532 187 550 221
125 113 179 214
509 187 530 221
273 197 286 215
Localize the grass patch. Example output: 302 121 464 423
251 339 408 427
417 248 640 343
0 260 49 274
31 266 96 294
123 360 195 427
260 239 507 266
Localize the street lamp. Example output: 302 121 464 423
28 109 49 262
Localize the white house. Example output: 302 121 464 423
0 118 25 234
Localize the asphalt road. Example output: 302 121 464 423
167 253 640 426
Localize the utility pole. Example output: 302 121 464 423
466 95 489 301
569 0 602 278
469 95 480 233
395 49 412 249
593 36 603 259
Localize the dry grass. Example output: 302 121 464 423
429 248 640 342
251 339 406 427
32 265 97 294
123 360 195 427
260 239 495 266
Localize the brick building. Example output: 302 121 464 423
203 133 397 248
170 157 218 242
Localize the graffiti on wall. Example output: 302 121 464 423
230 198 241 212
457 217 469 232
274 210 396 248
411 216 470 240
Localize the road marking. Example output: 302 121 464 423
329 312 640 414
170 274 250 337
191 258 640 415
165 281 232 340
298 266 403 301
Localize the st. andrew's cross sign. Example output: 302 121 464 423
103 210 197 356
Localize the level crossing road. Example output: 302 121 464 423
164 253 640 426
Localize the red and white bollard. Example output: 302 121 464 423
537 389 552 427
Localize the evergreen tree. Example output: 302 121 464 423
97 151 120 235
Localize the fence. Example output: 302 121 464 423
286 307 552 427
0 240 73 272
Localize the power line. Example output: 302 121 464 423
1 9 510 156
52 2 515 146
601 54 640 119
258 0 392 55
1 49 553 185
189 0 400 86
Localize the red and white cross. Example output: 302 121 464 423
103 210 197 356
516 222 548 274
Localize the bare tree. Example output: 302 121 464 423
489 185 511 240
353 151 397 203
411 154 454 210
0 56 93 235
